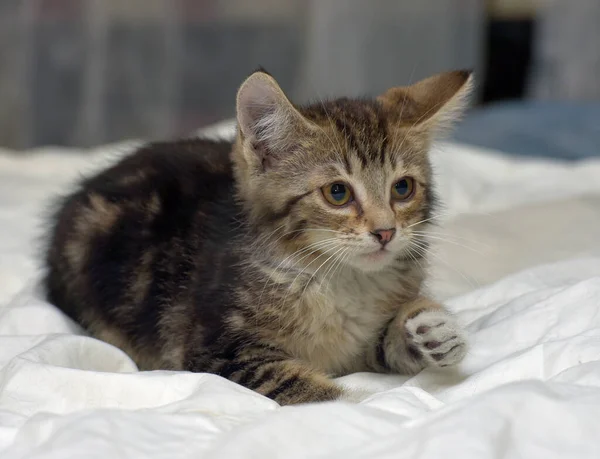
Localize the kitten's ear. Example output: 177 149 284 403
236 70 311 167
378 70 474 133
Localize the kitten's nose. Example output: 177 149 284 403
371 228 396 246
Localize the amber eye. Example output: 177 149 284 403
392 177 415 200
322 182 352 206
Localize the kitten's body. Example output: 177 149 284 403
45 70 473 404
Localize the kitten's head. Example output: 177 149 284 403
232 69 473 272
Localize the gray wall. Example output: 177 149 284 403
0 0 485 149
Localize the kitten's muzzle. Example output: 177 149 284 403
370 228 396 247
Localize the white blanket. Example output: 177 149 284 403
1 123 600 458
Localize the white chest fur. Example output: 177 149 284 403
282 265 406 375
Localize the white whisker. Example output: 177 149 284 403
280 243 343 309
410 233 486 255
256 237 342 306
300 246 346 299
410 239 478 289
412 229 490 246
317 246 350 297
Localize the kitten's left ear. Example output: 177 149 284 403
378 70 474 134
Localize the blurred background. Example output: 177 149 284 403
0 0 599 158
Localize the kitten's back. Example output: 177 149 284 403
44 138 239 369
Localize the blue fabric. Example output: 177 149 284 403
451 102 600 160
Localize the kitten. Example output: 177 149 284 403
44 69 473 405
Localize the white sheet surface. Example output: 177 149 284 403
1 125 600 458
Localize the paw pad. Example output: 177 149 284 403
416 325 430 335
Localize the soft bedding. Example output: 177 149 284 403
1 122 600 458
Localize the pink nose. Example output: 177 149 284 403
371 228 396 246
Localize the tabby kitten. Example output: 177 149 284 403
45 69 473 405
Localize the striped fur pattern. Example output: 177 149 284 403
44 69 473 405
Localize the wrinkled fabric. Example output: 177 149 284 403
1 129 600 458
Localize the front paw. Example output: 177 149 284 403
404 309 467 368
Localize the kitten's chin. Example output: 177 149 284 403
348 249 397 273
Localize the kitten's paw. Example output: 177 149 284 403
405 309 467 368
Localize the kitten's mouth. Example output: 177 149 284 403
361 248 391 262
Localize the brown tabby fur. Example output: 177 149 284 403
44 69 473 405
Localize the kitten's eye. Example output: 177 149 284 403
392 177 415 200
322 183 352 206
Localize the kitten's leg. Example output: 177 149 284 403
368 296 467 374
196 347 344 405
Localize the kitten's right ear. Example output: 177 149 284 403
236 71 310 168
378 70 474 135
